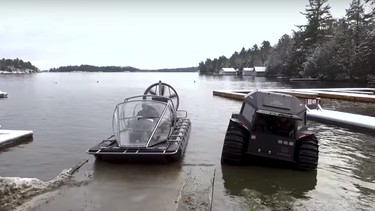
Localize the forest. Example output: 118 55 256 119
48 65 198 72
199 0 375 82
0 58 39 73
49 65 138 72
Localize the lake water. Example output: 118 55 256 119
1 72 375 210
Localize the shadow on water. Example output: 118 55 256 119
0 137 33 153
221 164 317 198
92 159 182 182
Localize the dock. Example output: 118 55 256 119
0 90 8 98
0 130 33 149
213 88 375 103
213 88 375 131
289 77 319 82
213 89 319 101
307 108 375 131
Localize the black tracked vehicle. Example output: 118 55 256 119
221 90 319 170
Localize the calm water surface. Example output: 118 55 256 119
1 73 375 210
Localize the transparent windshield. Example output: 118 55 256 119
112 100 172 147
147 107 173 146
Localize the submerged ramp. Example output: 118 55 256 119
0 129 33 149
176 165 215 211
15 162 216 211
307 109 375 131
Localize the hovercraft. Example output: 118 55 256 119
87 81 191 162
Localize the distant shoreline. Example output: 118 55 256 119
0 60 199 73
48 65 199 73
0 70 199 73
0 68 199 74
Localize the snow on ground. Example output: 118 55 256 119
0 169 72 210
0 159 88 211
0 130 33 147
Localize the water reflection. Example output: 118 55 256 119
312 122 375 183
1 73 375 210
0 137 33 153
92 160 182 182
307 122 375 210
221 165 317 198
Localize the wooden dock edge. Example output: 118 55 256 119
213 88 375 103
0 130 33 149
212 90 245 101
213 89 318 101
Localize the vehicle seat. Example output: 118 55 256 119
254 118 267 133
152 96 168 103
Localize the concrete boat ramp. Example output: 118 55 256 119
0 129 33 149
213 88 375 131
12 161 216 211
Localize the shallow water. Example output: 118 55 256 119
1 73 375 210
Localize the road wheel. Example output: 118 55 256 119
295 134 319 170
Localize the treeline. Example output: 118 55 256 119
49 65 198 72
49 65 139 72
0 58 39 72
199 0 375 81
198 42 272 75
141 67 199 72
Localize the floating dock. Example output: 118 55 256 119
0 130 33 149
0 90 8 98
213 88 375 103
213 89 319 101
307 108 375 131
289 77 319 82
213 88 375 131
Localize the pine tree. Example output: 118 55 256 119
299 0 333 48
267 34 294 76
346 0 373 80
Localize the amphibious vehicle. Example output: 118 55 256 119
87 81 191 162
221 90 319 170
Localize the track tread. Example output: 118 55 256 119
295 134 319 170
221 121 248 165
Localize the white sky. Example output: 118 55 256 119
0 0 351 70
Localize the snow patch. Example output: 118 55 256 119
0 169 72 210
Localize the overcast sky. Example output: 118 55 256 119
0 0 351 70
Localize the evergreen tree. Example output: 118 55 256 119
296 0 333 77
299 0 333 48
330 19 354 80
0 58 38 72
260 41 272 66
346 0 373 80
267 34 294 76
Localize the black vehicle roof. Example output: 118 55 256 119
244 90 306 116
